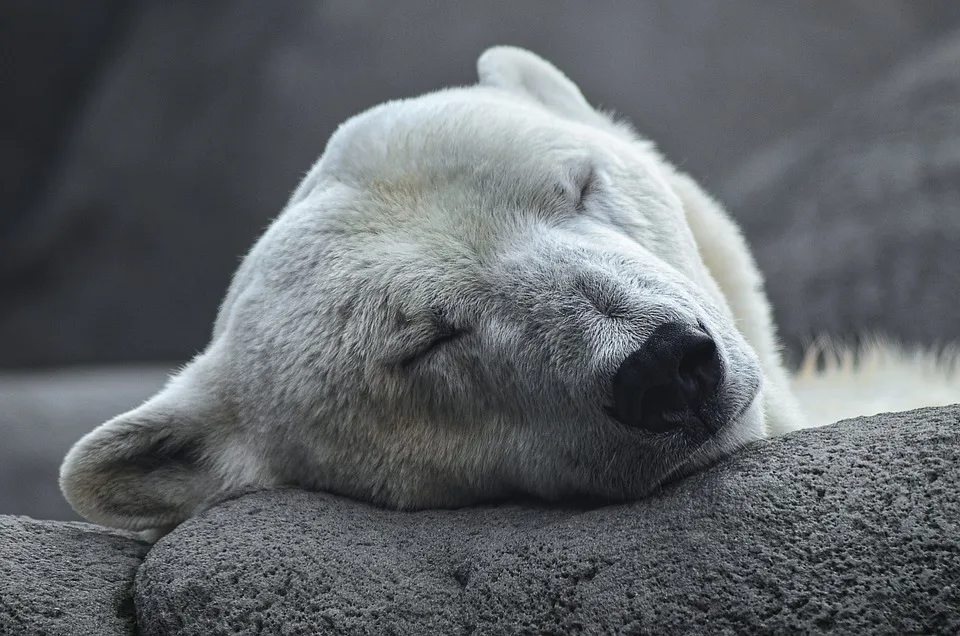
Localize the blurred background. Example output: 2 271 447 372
3 1 959 521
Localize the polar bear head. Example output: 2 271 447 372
61 47 801 531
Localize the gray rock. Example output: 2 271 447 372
722 29 960 361
137 405 960 635
0 516 148 636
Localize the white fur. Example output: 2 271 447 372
59 46 960 533
793 341 960 427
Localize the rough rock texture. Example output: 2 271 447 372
0 516 149 636
137 406 960 635
723 29 960 361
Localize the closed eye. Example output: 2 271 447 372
398 314 468 368
575 165 597 212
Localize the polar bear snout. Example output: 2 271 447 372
607 322 724 435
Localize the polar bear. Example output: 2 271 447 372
60 47 960 533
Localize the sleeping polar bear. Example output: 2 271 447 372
61 47 960 533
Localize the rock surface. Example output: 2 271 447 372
137 405 960 635
0 516 148 636
723 29 960 360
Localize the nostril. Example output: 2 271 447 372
678 336 715 376
677 336 721 400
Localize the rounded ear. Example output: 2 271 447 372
59 371 226 530
477 46 596 120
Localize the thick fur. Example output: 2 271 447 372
60 47 960 532
792 340 960 427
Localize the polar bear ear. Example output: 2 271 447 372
477 46 596 120
59 371 225 531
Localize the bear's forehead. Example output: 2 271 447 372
270 86 683 278
319 88 607 184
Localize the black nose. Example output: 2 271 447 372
608 322 723 434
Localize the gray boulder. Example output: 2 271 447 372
0 516 148 636
136 406 960 635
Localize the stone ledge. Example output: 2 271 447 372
137 405 960 635
0 516 148 636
